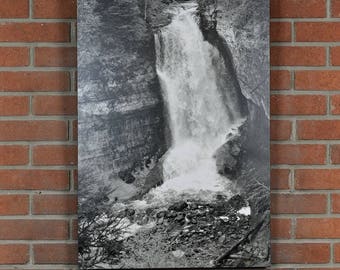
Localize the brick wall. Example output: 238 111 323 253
0 0 338 269
0 0 78 268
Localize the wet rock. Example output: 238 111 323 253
126 208 135 216
140 160 164 196
227 194 247 210
175 213 185 222
214 135 242 177
218 234 226 244
169 201 188 212
157 217 164 224
156 211 166 218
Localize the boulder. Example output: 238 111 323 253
214 134 242 177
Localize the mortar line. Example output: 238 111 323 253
327 0 332 18
326 46 331 66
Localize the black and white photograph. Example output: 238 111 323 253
78 0 270 268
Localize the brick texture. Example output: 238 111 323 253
296 218 340 238
271 218 291 239
269 0 340 267
270 70 291 90
271 169 290 190
0 0 29 18
270 120 292 140
271 95 327 115
0 71 70 91
271 243 330 264
34 0 77 19
270 0 326 18
0 96 29 116
271 46 326 66
0 121 67 141
33 244 78 264
32 194 77 215
271 194 327 214
271 144 326 165
35 47 77 67
0 47 29 66
0 220 69 240
0 245 29 264
295 169 340 190
33 95 77 115
0 0 338 269
0 0 77 267
33 145 77 165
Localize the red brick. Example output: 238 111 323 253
331 145 340 164
72 120 78 141
271 144 326 165
298 120 340 139
0 145 28 165
271 0 326 18
270 22 291 42
73 169 78 190
296 22 340 42
0 0 29 18
34 244 77 264
271 218 291 239
0 96 29 116
0 170 69 190
270 70 291 90
34 0 77 19
33 194 77 215
33 95 77 115
271 169 290 190
0 245 29 264
334 243 340 262
296 70 340 90
332 0 340 17
331 95 340 114
271 194 327 214
272 243 330 264
33 145 77 166
0 121 67 141
72 219 77 240
270 120 292 140
271 95 326 115
0 220 68 240
331 47 340 66
35 47 77 67
0 195 29 215
0 71 70 92
296 218 340 238
0 23 70 42
74 71 78 91
332 194 340 213
296 169 340 190
271 46 326 66
0 47 29 66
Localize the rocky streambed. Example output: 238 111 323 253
118 194 269 268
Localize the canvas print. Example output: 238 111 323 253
78 0 270 268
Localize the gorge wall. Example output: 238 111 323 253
78 0 167 199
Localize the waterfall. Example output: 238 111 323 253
150 2 244 201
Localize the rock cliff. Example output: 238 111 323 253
78 0 167 199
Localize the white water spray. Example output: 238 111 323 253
149 2 243 200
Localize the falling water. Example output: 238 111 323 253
151 2 244 200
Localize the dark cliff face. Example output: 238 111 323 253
78 0 167 199
198 0 269 159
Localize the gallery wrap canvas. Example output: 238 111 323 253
78 0 270 268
